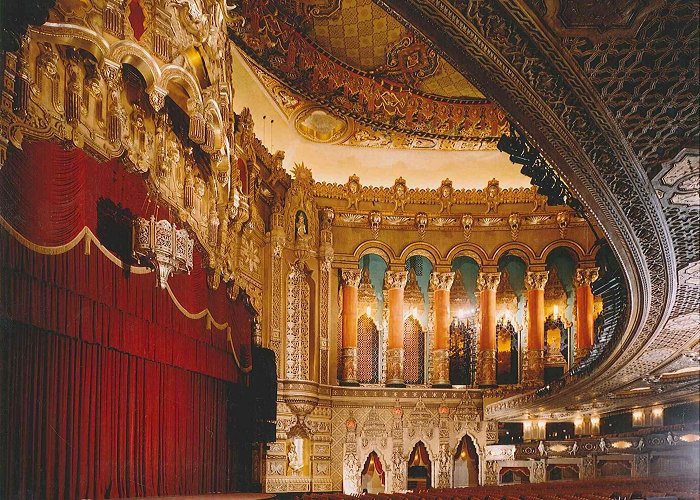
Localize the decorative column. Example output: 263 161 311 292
477 271 501 387
524 270 549 385
340 269 362 386
385 270 408 387
431 272 455 387
574 267 599 362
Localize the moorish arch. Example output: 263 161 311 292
400 242 443 267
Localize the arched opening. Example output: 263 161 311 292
544 247 578 381
546 463 579 481
499 467 530 484
403 255 432 384
360 451 386 493
453 434 479 487
407 441 431 490
496 255 526 385
357 253 387 383
450 257 479 386
357 315 379 383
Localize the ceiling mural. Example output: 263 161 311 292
228 0 507 150
245 55 505 151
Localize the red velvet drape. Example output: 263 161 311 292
0 143 254 499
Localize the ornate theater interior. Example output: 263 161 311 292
0 0 698 498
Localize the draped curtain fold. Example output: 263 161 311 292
0 143 254 499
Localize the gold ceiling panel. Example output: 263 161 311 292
304 0 485 100
308 0 406 70
418 60 484 99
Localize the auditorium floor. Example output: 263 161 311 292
123 494 276 499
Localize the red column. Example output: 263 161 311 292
431 272 455 387
385 270 408 387
478 271 501 387
524 270 549 385
340 269 361 385
575 267 599 362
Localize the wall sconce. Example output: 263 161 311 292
591 416 600 426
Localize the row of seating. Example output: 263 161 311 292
302 477 699 500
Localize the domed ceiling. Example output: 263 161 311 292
229 0 532 190
228 0 509 152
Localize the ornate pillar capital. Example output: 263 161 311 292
341 269 362 288
525 270 550 291
477 271 501 292
574 266 600 287
430 271 455 291
385 270 408 290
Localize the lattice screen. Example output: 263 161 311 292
357 315 380 383
404 317 425 384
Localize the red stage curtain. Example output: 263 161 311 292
0 143 254 499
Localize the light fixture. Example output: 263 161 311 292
366 305 372 318
553 305 559 319
591 416 600 426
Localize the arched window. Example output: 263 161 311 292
407 441 431 490
496 256 526 385
357 315 379 384
453 434 479 487
450 257 479 386
403 255 432 385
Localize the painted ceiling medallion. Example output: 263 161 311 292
373 36 439 87
293 106 352 144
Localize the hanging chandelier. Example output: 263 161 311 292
133 215 194 289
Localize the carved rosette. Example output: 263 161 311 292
574 267 600 287
341 347 359 385
386 347 404 386
478 349 497 387
525 270 550 290
385 270 408 290
341 269 362 288
477 272 502 292
432 348 450 386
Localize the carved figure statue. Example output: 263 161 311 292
599 437 608 453
570 441 579 455
538 440 546 456
636 437 645 451
288 440 303 472
296 212 308 239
